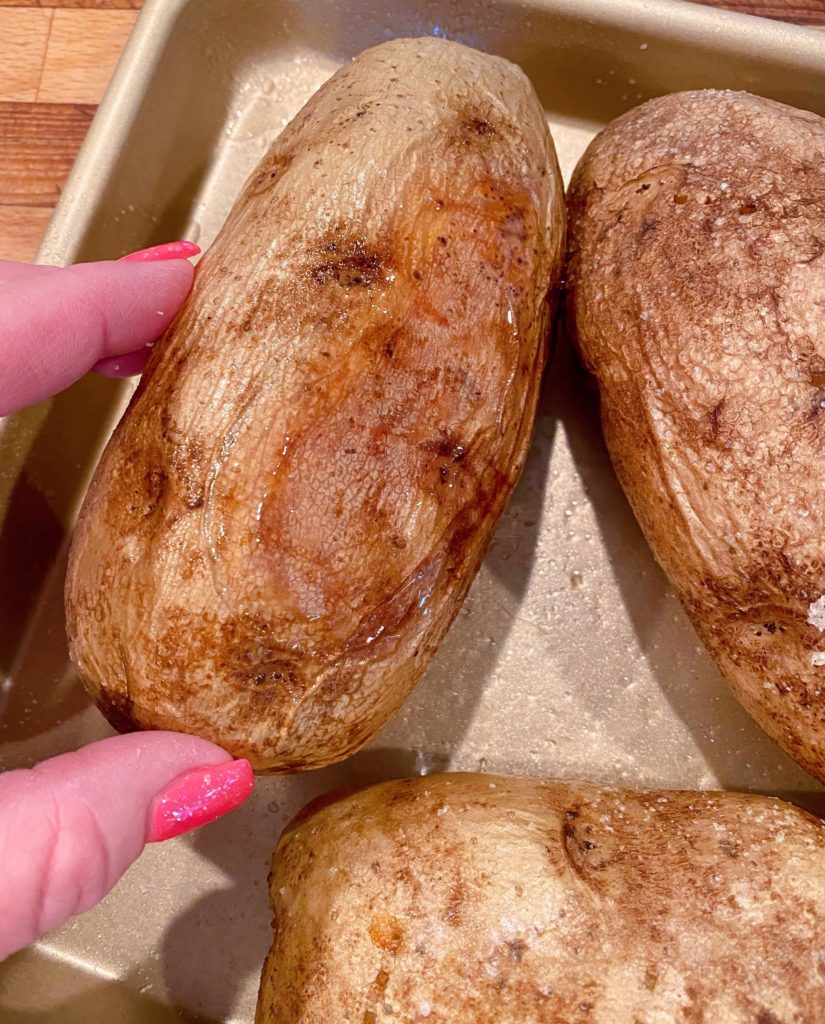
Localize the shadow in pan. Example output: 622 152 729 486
366 335 561 773
0 947 217 1024
557 325 825 813
0 375 129 754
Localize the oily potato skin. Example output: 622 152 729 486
566 91 825 781
256 773 825 1023
65 37 564 771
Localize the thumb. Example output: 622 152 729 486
0 733 253 960
0 255 195 416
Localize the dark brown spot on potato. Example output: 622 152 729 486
756 1012 782 1024
466 117 496 136
421 435 465 461
136 465 167 517
249 153 293 195
707 398 725 441
311 239 386 287
507 939 527 961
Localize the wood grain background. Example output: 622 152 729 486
0 0 822 261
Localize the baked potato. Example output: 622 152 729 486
566 90 825 782
65 37 564 771
256 772 825 1022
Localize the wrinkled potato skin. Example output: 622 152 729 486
65 38 564 771
256 773 825 1023
566 90 825 781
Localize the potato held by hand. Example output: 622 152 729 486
65 38 564 771
566 91 825 781
257 773 825 1022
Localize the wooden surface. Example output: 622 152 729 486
0 0 822 262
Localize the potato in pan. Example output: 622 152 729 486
566 91 825 782
256 773 825 1022
65 37 565 771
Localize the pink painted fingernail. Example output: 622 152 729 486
147 759 254 843
120 240 201 263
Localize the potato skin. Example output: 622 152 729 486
65 38 564 771
256 772 825 1022
566 90 825 782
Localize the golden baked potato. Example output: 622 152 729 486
65 37 564 771
256 772 825 1022
566 90 825 782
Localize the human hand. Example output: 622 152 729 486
0 243 255 960
0 240 200 415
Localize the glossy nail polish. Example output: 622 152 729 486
147 759 254 843
120 240 201 263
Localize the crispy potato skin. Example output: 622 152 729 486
65 38 564 771
566 90 825 781
256 772 825 1022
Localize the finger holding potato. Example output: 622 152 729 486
65 37 565 772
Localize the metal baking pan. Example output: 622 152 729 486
2 0 825 1020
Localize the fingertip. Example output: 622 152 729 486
68 258 195 360
0 732 237 958
0 257 197 415
119 240 201 263
83 256 195 317
147 759 255 843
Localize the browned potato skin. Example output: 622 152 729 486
566 91 825 782
256 772 825 1022
65 38 564 771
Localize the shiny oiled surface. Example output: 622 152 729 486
2 1 825 1021
65 36 565 772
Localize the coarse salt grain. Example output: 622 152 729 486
808 596 825 632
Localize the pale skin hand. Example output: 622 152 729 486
0 253 254 961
